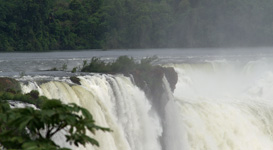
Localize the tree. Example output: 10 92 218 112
0 99 110 150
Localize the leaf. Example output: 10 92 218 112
42 109 55 117
80 107 93 119
41 99 62 109
22 141 39 150
18 116 32 131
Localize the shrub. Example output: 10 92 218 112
2 92 14 100
61 63 68 71
71 67 77 73
111 56 135 72
0 90 45 108
0 99 110 149
81 57 110 73
28 90 39 99
81 56 156 74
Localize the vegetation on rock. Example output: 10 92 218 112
0 77 21 93
81 56 178 101
81 56 138 73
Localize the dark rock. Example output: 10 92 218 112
129 65 178 101
162 67 178 92
70 76 81 85
0 77 21 93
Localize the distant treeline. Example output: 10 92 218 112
1 0 273 51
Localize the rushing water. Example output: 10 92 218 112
3 48 273 150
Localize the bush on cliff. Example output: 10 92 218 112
81 56 178 100
81 55 157 74
81 56 137 73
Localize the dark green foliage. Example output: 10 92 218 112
81 57 111 73
81 56 135 73
0 97 110 149
27 90 39 99
111 56 135 73
0 0 105 51
0 90 45 107
81 56 157 74
71 67 77 73
2 0 273 51
1 92 14 100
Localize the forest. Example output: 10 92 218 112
1 0 273 51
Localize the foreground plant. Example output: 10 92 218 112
0 96 110 149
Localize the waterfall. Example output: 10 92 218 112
19 58 273 150
21 74 162 150
162 76 189 150
171 60 273 150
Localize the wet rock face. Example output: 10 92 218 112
0 77 21 92
129 65 178 138
162 67 178 92
129 66 178 101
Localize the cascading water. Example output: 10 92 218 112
21 74 162 150
162 76 188 150
14 53 273 150
171 59 273 150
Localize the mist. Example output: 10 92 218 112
165 0 273 48
102 0 273 49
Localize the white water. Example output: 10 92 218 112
21 74 162 150
20 58 273 150
171 59 273 150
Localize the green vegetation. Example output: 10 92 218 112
0 90 46 107
81 55 157 74
71 67 77 73
1 0 273 51
0 90 110 149
0 0 104 51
